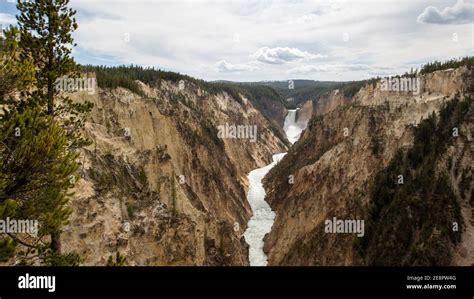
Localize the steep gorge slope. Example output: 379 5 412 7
61 78 287 265
239 84 288 129
263 67 472 266
295 100 313 129
313 89 351 116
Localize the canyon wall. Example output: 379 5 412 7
59 79 287 266
313 89 351 116
263 67 473 266
295 100 313 129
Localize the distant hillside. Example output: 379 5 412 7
238 56 474 110
217 83 288 129
238 80 376 109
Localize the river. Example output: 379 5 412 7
243 109 304 266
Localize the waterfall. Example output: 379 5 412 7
283 109 304 144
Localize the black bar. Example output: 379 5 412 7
0 267 472 298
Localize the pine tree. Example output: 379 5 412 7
106 252 127 266
0 26 36 101
16 0 78 115
16 0 93 151
15 0 93 253
0 108 80 264
0 0 91 264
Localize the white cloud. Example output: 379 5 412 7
58 0 474 81
252 47 326 64
417 0 474 25
287 65 330 74
215 60 256 73
0 13 16 26
287 63 394 75
287 13 320 24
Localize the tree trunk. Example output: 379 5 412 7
47 17 54 116
47 61 54 115
47 78 54 115
51 231 61 253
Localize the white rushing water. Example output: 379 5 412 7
243 109 304 266
243 153 286 266
283 109 304 144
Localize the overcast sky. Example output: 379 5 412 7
1 0 473 81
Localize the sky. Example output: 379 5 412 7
0 0 473 82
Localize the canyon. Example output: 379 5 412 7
58 79 288 266
58 66 474 266
244 106 310 266
263 66 473 266
2 65 471 267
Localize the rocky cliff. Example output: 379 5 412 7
295 100 313 129
263 66 473 266
313 89 351 116
60 78 287 265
